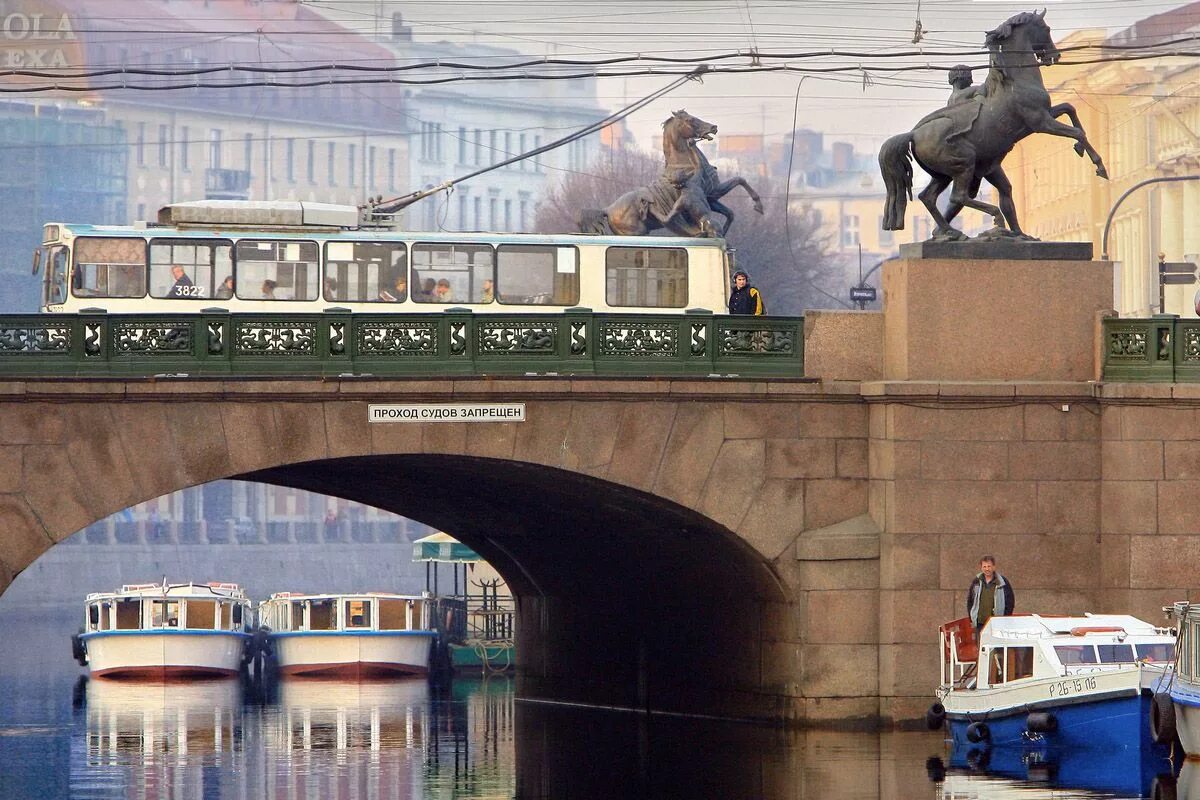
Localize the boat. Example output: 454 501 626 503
75 581 253 679
927 613 1176 750
258 592 437 678
1157 601 1200 754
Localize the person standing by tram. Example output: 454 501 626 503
728 270 765 315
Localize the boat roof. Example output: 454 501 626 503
980 613 1169 645
85 581 248 601
262 591 427 602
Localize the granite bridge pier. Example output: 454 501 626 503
0 256 1196 726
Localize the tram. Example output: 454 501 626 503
36 200 733 315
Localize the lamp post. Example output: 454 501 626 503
1100 175 1200 260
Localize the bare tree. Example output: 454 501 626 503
535 149 841 315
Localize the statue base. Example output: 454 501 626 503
883 257 1114 381
898 240 1093 261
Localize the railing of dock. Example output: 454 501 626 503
0 310 805 379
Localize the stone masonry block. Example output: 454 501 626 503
1164 441 1200 480
836 439 869 479
1131 535 1200 588
1120 406 1200 441
879 644 936 697
805 479 868 530
1103 441 1164 481
880 534 940 590
1158 481 1200 534
879 590 954 643
652 404 725 509
607 402 677 492
722 402 799 440
795 559 879 593
919 441 1008 480
801 644 878 697
1037 481 1099 534
891 480 1038 535
888 404 1024 441
938 534 1097 590
1101 535 1130 589
797 403 868 439
738 479 805 560
765 439 836 479
699 440 766 531
1023 403 1099 441
324 401 372 459
0 494 53 574
804 590 879 644
561 402 623 473
1008 441 1100 481
1100 481 1157 535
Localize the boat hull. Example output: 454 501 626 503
269 631 435 678
81 630 249 679
1169 679 1200 755
947 691 1156 750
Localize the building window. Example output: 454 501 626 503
348 143 356 187
504 132 512 165
209 129 222 170
504 199 512 231
180 126 190 171
518 133 526 169
388 148 396 190
534 136 542 171
136 122 145 167
327 142 336 186
286 139 295 183
489 196 498 230
307 141 315 184
474 197 482 229
489 131 497 165
368 146 376 190
458 193 468 229
519 194 529 230
842 214 860 247
473 128 482 165
244 133 253 171
158 124 168 167
458 127 467 164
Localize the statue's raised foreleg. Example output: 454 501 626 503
709 177 764 215
659 183 718 238
1033 106 1108 179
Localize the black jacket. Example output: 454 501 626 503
728 285 764 315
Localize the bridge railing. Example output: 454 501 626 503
0 310 804 379
1101 315 1200 382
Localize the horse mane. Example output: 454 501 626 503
982 10 1046 92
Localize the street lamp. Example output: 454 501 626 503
1101 175 1200 260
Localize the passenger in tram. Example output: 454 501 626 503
215 275 235 299
378 275 407 302
418 277 437 301
261 279 277 300
434 278 454 302
169 265 194 298
323 276 339 300
480 278 494 303
966 555 1015 640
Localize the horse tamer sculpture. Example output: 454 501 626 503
880 9 1108 241
580 110 763 238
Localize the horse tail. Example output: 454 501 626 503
879 133 914 230
578 209 612 235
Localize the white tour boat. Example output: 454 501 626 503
75 581 253 679
1158 602 1200 755
258 592 437 678
928 613 1175 750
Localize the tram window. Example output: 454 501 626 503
1097 644 1136 663
1136 643 1174 663
1054 645 1098 664
496 245 579 305
605 247 687 308
188 599 216 630
345 599 372 628
235 239 319 301
149 238 229 299
45 246 69 305
324 241 407 302
73 237 147 299
411 242 493 304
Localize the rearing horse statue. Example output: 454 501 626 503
580 110 763 238
879 9 1107 240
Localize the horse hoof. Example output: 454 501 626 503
753 202 764 214
1096 166 1109 179
1074 142 1085 156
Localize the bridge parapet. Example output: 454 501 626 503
0 310 804 379
1102 316 1200 382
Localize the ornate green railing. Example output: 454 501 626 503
1101 315 1200 381
0 310 805 378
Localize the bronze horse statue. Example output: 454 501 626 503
580 110 763 237
880 9 1107 240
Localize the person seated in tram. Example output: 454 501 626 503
169 265 194 298
261 279 277 300
215 275 235 299
378 275 407 302
323 276 338 301
434 278 454 303
480 278 494 303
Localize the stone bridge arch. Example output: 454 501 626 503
0 379 872 723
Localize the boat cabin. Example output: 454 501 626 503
259 592 431 633
940 614 1175 691
83 582 250 634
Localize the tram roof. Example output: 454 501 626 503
49 222 729 250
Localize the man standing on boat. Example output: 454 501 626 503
966 555 1014 639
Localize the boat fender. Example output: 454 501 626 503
965 747 989 771
70 632 88 666
925 702 946 730
1026 711 1057 734
1151 773 1178 800
924 756 946 783
1149 692 1177 745
965 721 990 744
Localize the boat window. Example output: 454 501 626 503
496 245 579 306
150 599 181 628
345 599 372 628
115 599 140 630
73 237 147 299
988 648 1004 684
411 242 493 304
378 599 407 630
149 238 231 299
88 604 100 629
1097 644 1136 663
232 604 243 626
188 599 216 630
1006 646 1034 681
309 599 336 630
1136 643 1175 663
1054 645 1098 664
290 601 304 631
324 241 407 302
234 239 320 301
411 600 424 629
605 247 688 308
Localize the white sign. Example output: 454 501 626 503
368 403 526 423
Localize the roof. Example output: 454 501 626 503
412 532 481 563
981 613 1166 643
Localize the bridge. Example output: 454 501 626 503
1 257 1196 727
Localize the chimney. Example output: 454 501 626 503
391 12 413 41
832 141 853 172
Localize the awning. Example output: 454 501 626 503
412 532 481 563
